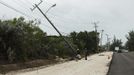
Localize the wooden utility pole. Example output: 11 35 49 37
92 22 99 52
100 30 104 47
106 34 110 50
31 0 76 57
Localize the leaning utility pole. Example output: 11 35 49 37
92 22 99 52
31 0 76 57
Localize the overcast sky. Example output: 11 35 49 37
0 0 134 45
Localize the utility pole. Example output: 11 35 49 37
106 34 110 50
92 22 99 52
100 30 104 47
31 0 76 57
92 22 99 32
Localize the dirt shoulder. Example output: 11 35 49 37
0 59 59 74
7 52 113 75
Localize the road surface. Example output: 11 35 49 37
108 52 134 75
7 52 112 75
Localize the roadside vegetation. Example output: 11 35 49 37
1 17 134 73
110 31 134 52
110 37 123 51
126 31 134 51
0 17 101 73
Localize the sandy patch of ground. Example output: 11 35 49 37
6 52 113 75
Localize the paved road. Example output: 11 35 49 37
108 52 134 75
7 52 112 75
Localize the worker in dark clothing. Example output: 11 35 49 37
77 49 80 54
85 48 88 60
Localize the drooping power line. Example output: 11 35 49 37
0 0 33 18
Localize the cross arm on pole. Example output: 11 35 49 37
30 0 43 11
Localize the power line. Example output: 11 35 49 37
0 0 92 36
12 0 72 31
0 0 65 33
14 0 44 20
12 0 29 9
0 0 33 19
40 1 90 26
47 13 88 30
17 0 73 31
0 1 92 30
26 1 91 31
48 13 88 25
0 0 45 22
0 0 57 32
13 0 45 19
23 0 33 6
12 0 38 19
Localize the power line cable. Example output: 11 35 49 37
47 14 84 30
26 0 34 5
40 1 92 32
47 11 89 26
12 0 30 9
0 0 33 19
0 0 85 35
0 0 44 22
0 1 55 31
0 0 55 31
12 0 37 19
30 1 88 30
44 1 91 26
12 0 42 19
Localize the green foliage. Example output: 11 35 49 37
110 37 123 51
126 31 134 51
69 31 99 53
0 19 25 62
0 17 47 62
45 36 77 58
0 17 100 63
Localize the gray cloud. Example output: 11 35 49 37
0 0 134 44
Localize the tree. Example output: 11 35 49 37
0 17 47 62
0 20 25 62
69 31 99 53
110 37 123 51
126 31 134 51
